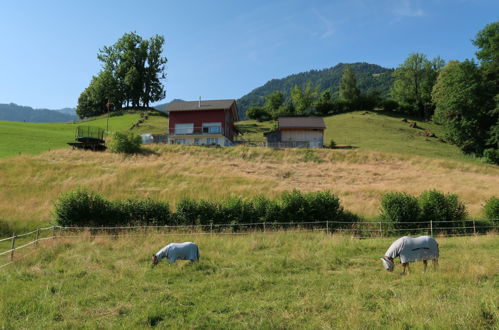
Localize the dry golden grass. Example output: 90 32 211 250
1 145 498 230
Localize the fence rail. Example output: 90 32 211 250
1 219 497 270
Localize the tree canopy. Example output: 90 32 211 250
76 32 167 119
391 53 444 119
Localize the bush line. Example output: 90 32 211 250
54 189 498 231
54 189 357 228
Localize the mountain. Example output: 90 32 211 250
153 99 185 113
0 103 78 123
53 108 77 116
237 62 394 118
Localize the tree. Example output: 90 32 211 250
473 21 499 161
339 66 360 105
264 91 284 118
473 21 499 78
246 106 271 122
290 83 318 115
314 90 334 115
76 70 119 118
432 60 491 155
391 53 444 119
85 31 167 113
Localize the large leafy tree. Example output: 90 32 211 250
473 21 499 153
339 66 360 104
77 32 167 118
432 60 491 155
391 53 444 119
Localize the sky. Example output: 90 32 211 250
0 0 498 109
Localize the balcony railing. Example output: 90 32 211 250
169 126 224 135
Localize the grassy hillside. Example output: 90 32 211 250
1 145 498 233
0 233 497 328
0 111 168 158
238 111 472 162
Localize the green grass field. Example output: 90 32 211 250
0 232 497 328
1 110 476 163
0 111 168 158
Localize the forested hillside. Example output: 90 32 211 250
0 103 77 123
237 62 393 117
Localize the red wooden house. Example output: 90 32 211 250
166 99 239 146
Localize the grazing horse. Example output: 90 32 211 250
380 236 439 274
152 242 200 266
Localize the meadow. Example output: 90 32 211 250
1 144 498 234
0 111 167 158
0 232 497 328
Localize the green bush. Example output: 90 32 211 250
252 195 281 223
54 189 114 227
382 99 399 112
483 196 499 220
115 199 171 225
174 198 219 225
280 190 309 223
305 191 343 223
219 197 255 225
483 148 499 165
419 190 467 230
54 189 357 230
0 220 12 237
380 192 421 229
109 132 142 154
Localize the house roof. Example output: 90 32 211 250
166 99 239 121
278 117 326 129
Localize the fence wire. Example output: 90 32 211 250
1 219 497 270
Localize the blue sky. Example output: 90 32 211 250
0 0 497 109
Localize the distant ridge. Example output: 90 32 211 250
237 62 394 118
153 99 185 112
0 103 77 123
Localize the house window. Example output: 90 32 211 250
174 123 194 134
174 139 186 145
207 138 219 145
202 122 222 134
194 138 201 145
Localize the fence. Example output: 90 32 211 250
1 219 497 270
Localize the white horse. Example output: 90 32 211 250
380 236 439 274
152 242 200 266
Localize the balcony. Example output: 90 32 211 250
169 126 224 135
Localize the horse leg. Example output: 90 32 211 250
402 263 408 275
433 259 439 271
423 260 428 273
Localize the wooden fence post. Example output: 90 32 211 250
430 220 433 237
379 222 383 237
10 233 16 261
210 223 213 235
326 221 329 235
263 222 266 233
35 228 40 247
52 226 56 239
472 220 476 235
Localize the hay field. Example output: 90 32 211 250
0 232 497 328
1 145 498 232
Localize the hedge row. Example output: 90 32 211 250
54 189 357 228
380 190 468 230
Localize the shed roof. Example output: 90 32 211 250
278 117 326 129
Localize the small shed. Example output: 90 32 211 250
265 117 326 148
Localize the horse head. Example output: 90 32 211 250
380 256 394 272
